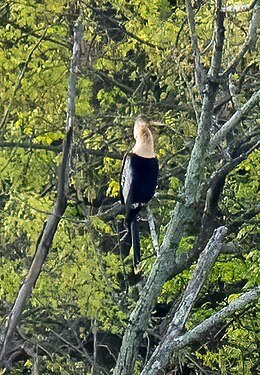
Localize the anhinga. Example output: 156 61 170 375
120 115 159 267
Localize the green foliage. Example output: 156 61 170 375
0 258 21 302
194 307 259 374
0 0 259 373
159 268 191 304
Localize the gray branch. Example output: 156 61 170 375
97 201 123 222
141 226 227 374
221 1 259 78
184 0 206 94
208 0 225 80
143 286 260 374
222 1 257 13
210 89 260 149
222 0 258 13
0 142 63 153
146 205 160 255
0 20 83 368
113 3 225 374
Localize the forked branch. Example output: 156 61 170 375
143 286 260 375
141 226 228 374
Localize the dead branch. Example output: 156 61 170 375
221 1 259 78
0 20 83 369
210 89 260 149
141 226 228 374
113 3 225 374
147 286 259 374
0 141 120 159
185 0 206 94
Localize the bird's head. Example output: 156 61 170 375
133 114 164 139
134 115 151 140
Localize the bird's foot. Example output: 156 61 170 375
133 262 142 275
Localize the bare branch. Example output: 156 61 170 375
0 20 83 368
184 0 206 94
210 89 260 149
143 286 260 374
176 286 260 346
51 330 109 375
0 142 63 153
146 205 160 255
228 76 240 110
183 0 225 206
208 0 225 80
0 141 120 159
221 1 259 78
141 226 228 375
199 139 259 234
222 0 258 13
97 201 123 221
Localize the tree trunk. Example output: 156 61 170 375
114 2 225 373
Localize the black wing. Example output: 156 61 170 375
119 153 133 205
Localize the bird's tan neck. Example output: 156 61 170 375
132 138 155 158
131 121 156 158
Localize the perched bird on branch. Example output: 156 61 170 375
120 115 159 268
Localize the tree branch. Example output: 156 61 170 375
205 139 259 212
208 0 225 80
141 226 228 374
144 286 260 375
183 0 225 206
0 142 63 153
210 89 260 149
146 205 160 255
184 0 206 94
0 141 120 159
0 20 83 368
51 330 109 375
113 3 225 374
220 1 259 78
222 0 258 13
97 201 123 221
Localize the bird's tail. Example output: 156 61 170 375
130 219 141 267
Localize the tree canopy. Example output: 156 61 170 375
0 0 259 374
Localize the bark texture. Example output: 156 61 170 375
141 226 227 374
113 3 225 374
143 286 260 375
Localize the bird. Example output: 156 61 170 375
120 115 159 268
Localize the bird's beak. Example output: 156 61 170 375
150 121 165 127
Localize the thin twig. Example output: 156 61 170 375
51 330 108 375
0 141 120 159
146 206 160 256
